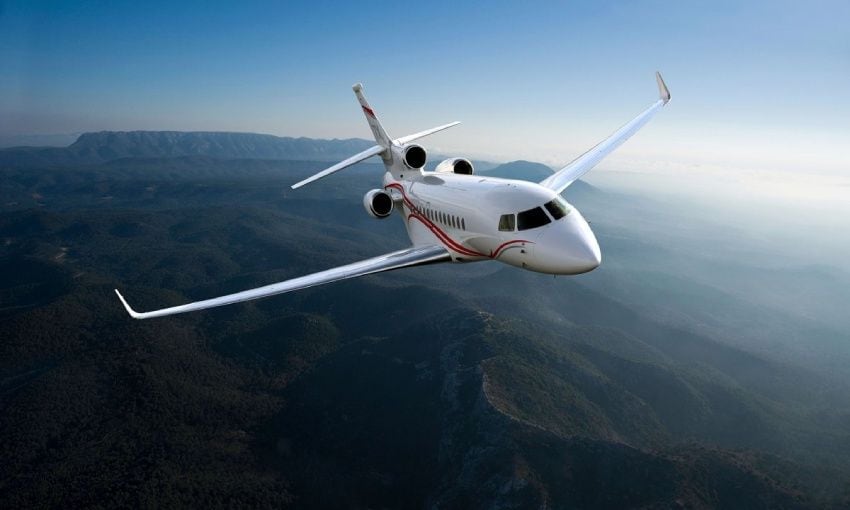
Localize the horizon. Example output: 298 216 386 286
2 1 849 176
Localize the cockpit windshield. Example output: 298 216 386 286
498 214 516 232
544 196 571 220
517 206 551 231
498 198 571 232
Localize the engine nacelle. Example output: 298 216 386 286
434 157 474 175
402 144 427 169
363 189 394 218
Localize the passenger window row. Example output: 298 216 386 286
422 206 466 231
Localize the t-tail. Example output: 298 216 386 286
290 84 460 189
353 83 392 149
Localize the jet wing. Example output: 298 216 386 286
115 245 451 319
539 72 671 194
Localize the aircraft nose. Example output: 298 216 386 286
536 211 601 274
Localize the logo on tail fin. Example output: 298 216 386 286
362 105 376 119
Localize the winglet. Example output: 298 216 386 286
656 71 671 104
114 289 142 319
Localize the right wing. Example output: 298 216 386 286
539 72 671 194
115 245 451 319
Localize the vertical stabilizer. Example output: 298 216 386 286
353 83 393 148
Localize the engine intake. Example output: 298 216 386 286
403 144 427 169
434 157 474 175
363 189 394 218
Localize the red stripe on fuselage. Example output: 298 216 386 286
406 213 484 257
387 182 531 259
490 239 531 258
386 182 484 256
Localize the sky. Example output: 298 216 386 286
1 1 849 176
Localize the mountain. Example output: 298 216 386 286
2 156 850 507
0 131 376 167
481 159 555 182
0 133 81 149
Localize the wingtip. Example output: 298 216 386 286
290 178 310 190
655 71 671 104
114 289 140 319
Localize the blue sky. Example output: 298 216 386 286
2 1 848 173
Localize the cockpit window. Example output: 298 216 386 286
498 213 516 232
517 207 551 231
544 197 571 220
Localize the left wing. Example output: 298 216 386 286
115 245 451 319
539 72 671 194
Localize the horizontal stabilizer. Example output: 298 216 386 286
394 121 461 145
290 83 461 189
291 144 385 189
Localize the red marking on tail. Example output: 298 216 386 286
362 105 376 119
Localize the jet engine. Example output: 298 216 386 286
434 157 474 175
363 189 394 218
402 144 427 169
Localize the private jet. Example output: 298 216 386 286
116 73 671 318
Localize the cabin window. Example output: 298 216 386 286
543 197 570 220
461 218 466 230
517 207 551 231
498 214 516 232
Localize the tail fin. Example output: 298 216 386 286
353 83 392 148
290 83 461 189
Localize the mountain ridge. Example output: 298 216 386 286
0 130 376 167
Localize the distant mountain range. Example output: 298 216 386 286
0 133 81 149
3 156 849 507
0 131 377 167
480 159 554 181
0 130 536 177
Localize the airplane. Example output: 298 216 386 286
115 73 671 319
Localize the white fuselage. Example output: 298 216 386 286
114 77 671 319
382 168 601 275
